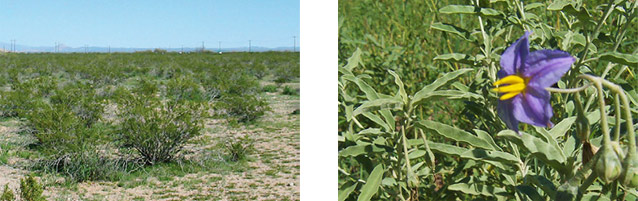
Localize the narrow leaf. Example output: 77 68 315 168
447 183 507 197
433 53 475 65
417 120 493 150
430 23 471 40
344 48 363 71
358 164 384 201
353 98 403 117
600 52 638 66
338 182 358 201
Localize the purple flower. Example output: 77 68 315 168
493 31 575 133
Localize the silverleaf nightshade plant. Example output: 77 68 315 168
493 31 576 134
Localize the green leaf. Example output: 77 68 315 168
547 1 572 11
549 116 576 139
417 120 493 150
447 183 507 197
338 182 358 201
411 68 473 105
358 164 383 201
353 98 403 117
547 1 592 23
344 48 363 71
358 128 383 136
408 150 426 159
354 79 380 101
600 52 638 66
388 70 407 104
339 144 392 157
474 129 502 151
516 185 543 201
430 23 471 40
497 130 566 172
526 174 557 197
439 5 503 18
433 53 476 65
362 112 390 132
427 141 520 165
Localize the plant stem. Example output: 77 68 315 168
595 82 612 145
545 83 591 94
614 93 621 141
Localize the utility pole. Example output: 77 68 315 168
201 41 205 52
248 40 251 53
218 41 221 52
293 36 296 52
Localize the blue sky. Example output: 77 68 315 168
0 0 299 49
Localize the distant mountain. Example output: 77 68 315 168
0 42 300 53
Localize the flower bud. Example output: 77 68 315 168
595 146 623 183
621 155 638 188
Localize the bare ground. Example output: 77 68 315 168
0 92 300 201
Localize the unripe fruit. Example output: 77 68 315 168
621 155 638 188
595 146 623 183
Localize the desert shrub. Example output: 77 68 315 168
216 94 270 123
262 84 278 93
49 82 105 127
282 86 298 96
250 63 268 79
131 77 160 96
0 77 57 117
24 102 104 154
165 76 206 102
117 92 205 164
0 184 14 201
19 174 44 201
223 135 254 161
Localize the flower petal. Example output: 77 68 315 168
522 50 575 88
498 98 520 133
512 86 553 127
499 31 531 75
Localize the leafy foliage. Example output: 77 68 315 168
339 0 638 200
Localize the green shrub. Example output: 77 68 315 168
25 102 103 154
117 93 205 164
250 63 268 80
282 86 298 96
262 85 278 93
223 135 254 161
217 95 270 123
49 82 104 127
19 174 44 201
0 184 14 201
165 76 206 102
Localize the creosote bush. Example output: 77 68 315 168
117 91 205 164
216 94 270 123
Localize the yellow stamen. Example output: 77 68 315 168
500 92 521 100
493 75 524 86
493 75 527 100
491 83 525 93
